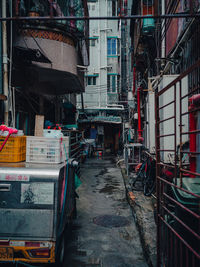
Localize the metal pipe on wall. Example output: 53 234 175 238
9 0 14 128
0 4 2 95
161 0 165 58
15 0 21 16
189 102 196 177
137 87 143 142
2 0 9 125
189 94 200 177
132 65 136 96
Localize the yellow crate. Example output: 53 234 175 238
0 136 26 162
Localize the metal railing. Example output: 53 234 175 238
155 59 200 267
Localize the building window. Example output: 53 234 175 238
107 76 111 92
87 76 97 85
107 74 118 93
117 75 120 92
112 1 117 16
117 38 120 54
89 37 98 46
112 76 116 92
89 39 96 46
107 38 117 56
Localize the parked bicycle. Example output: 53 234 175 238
131 150 156 196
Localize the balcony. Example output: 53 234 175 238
13 0 89 95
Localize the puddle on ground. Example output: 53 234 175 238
103 174 116 180
65 245 101 267
93 215 130 228
99 185 118 194
66 259 101 267
95 168 108 177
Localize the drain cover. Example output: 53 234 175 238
93 215 130 228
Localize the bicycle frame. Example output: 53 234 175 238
131 151 156 196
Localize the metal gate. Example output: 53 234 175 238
155 60 200 266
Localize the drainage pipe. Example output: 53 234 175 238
189 94 200 177
15 0 20 16
2 0 9 125
137 87 143 142
0 4 2 95
132 66 136 96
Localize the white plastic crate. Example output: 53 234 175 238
0 129 24 136
26 136 69 164
43 129 63 138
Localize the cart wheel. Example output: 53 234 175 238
57 235 65 267
72 194 77 219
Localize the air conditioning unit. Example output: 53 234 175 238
158 75 188 162
146 91 155 153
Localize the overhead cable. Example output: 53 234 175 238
1 13 200 22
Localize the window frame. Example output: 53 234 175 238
89 37 98 47
112 0 117 17
107 38 118 56
86 75 98 86
107 74 118 93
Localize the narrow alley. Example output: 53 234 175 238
0 1 200 267
65 157 147 267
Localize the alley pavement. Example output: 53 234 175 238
65 157 148 267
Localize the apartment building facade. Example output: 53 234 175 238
77 0 124 111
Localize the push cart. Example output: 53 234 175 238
0 160 76 265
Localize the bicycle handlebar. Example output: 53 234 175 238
143 150 156 160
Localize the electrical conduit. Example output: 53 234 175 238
132 66 136 96
189 94 200 177
137 87 143 143
0 3 2 95
2 0 9 125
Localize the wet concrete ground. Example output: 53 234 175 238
65 157 148 267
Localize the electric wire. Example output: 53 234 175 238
1 12 200 22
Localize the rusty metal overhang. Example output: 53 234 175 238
13 65 84 95
14 46 52 64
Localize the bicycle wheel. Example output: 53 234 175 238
144 178 156 196
143 160 156 196
131 163 146 191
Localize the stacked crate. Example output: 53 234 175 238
0 136 26 163
26 136 69 164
